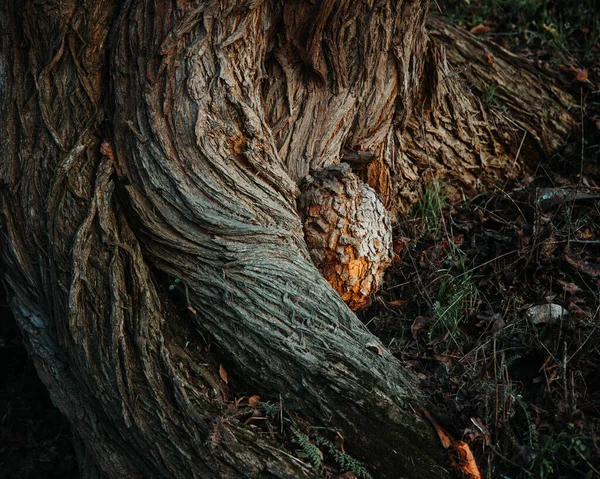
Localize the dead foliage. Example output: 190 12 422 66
363 166 600 477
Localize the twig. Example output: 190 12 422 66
279 393 283 435
574 447 600 476
568 308 600 363
510 130 527 177
563 341 569 409
493 336 499 429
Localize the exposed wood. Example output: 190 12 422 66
0 1 577 478
298 163 392 310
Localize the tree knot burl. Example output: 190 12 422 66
298 163 393 310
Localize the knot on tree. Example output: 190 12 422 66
298 163 393 310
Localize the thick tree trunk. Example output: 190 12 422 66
0 1 574 478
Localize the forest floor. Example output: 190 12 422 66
1 1 599 478
360 1 600 477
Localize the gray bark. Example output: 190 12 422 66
0 0 574 478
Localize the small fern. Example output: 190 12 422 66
315 436 373 479
291 427 323 469
261 401 279 418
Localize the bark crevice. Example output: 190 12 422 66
0 1 576 478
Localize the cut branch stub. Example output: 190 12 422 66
298 163 393 310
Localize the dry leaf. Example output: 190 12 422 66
219 364 229 384
248 395 261 408
452 440 482 479
424 410 483 479
565 246 600 279
411 316 429 339
424 410 452 448
393 238 407 255
575 69 588 82
470 417 491 446
429 331 449 346
491 316 506 332
470 24 491 35
387 299 406 307
335 431 345 452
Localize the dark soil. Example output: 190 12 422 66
0 299 78 478
359 1 600 475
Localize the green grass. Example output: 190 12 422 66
429 250 479 347
413 181 479 348
415 181 447 237
528 433 596 479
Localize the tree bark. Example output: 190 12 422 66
0 1 574 478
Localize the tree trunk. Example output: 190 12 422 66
0 1 574 478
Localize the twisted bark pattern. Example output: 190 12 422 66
0 0 445 477
111 1 442 476
0 0 576 478
393 15 576 211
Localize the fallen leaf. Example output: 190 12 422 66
491 316 506 332
452 440 482 479
471 24 491 35
557 279 580 295
335 431 345 452
244 415 267 425
424 410 452 448
411 316 429 339
452 234 464 247
387 299 406 307
248 395 261 408
470 417 491 446
575 69 588 82
219 364 229 384
424 410 483 479
565 246 600 279
393 238 407 255
429 330 449 346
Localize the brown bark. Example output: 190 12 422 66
0 1 575 478
391 15 576 211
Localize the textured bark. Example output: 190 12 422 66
392 15 576 211
0 1 576 478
